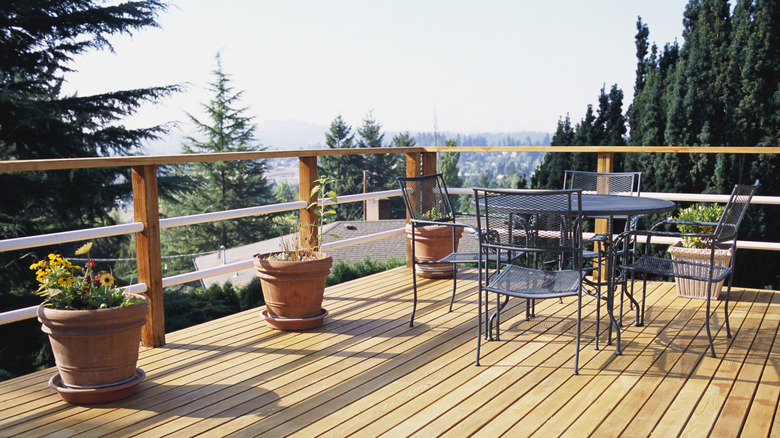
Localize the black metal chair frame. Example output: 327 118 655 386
473 187 588 375
617 180 760 357
398 174 513 327
564 170 643 349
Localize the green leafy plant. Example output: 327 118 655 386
30 242 145 310
673 203 725 249
267 176 339 261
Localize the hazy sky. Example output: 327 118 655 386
62 1 690 148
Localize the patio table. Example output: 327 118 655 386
475 193 675 354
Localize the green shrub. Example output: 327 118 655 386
327 255 404 286
673 203 725 248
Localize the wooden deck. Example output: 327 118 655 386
1 267 779 437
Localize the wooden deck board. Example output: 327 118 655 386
1 267 778 437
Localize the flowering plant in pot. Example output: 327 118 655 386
667 203 731 299
33 242 149 404
253 177 337 330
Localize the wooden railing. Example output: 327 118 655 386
2 146 779 347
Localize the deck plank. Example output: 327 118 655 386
0 267 778 437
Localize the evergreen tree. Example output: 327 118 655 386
163 54 273 258
320 114 364 221
533 84 625 189
359 112 401 193
0 0 178 380
532 115 574 189
0 0 178 274
439 138 465 211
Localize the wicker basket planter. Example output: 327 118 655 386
667 242 733 300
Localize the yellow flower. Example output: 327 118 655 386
99 272 115 287
57 277 75 286
29 261 44 270
75 242 93 255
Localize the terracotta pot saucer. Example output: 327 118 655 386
261 308 328 330
49 368 145 404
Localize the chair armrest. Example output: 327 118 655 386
650 219 719 231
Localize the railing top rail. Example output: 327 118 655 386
0 147 426 173
427 146 780 154
3 146 779 173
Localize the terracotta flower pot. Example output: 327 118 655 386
37 293 149 389
406 224 464 279
253 252 333 323
667 242 733 300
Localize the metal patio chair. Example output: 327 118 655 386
564 170 643 347
398 174 488 327
473 188 588 374
618 180 760 357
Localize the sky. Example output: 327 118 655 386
62 0 691 151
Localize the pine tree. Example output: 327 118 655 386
0 0 178 247
163 54 273 257
359 112 401 194
320 114 364 221
0 0 178 380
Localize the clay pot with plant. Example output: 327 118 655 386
33 242 149 404
666 203 731 299
405 208 464 278
253 176 338 330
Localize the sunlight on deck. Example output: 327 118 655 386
1 267 778 437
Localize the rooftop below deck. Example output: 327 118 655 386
1 267 778 437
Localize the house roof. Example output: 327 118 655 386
193 220 409 289
193 218 479 289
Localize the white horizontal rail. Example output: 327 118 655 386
160 201 307 229
0 222 144 253
322 189 402 206
641 192 779 205
453 187 778 206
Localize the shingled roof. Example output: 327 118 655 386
193 218 478 289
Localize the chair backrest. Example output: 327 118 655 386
714 180 760 242
473 188 583 260
398 173 455 223
564 170 641 196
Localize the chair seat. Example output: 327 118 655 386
623 255 731 282
417 251 519 265
484 264 583 300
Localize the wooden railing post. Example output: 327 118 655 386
422 151 437 176
595 152 615 281
132 165 165 347
299 156 318 250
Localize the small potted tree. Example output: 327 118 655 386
667 203 731 299
253 177 337 330
33 242 149 404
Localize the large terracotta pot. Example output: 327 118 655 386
253 252 333 321
667 242 733 300
406 224 464 279
37 293 149 389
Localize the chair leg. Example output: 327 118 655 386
574 290 582 375
594 285 601 351
705 280 716 358
449 264 457 312
476 282 483 366
724 272 735 339
410 264 418 327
